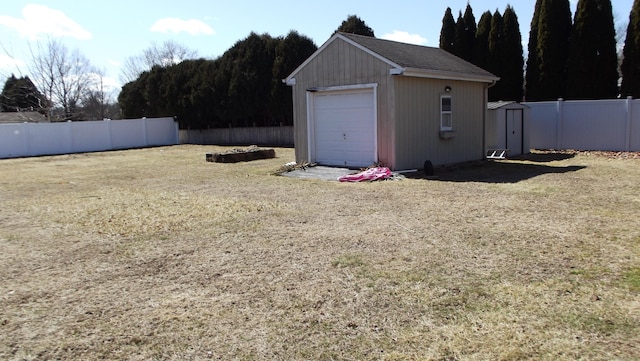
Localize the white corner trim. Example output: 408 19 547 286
285 77 296 86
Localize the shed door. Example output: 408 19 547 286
311 89 376 167
506 109 523 156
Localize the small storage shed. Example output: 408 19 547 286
284 32 499 170
486 101 530 157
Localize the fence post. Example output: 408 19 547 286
556 98 564 150
142 117 148 146
625 96 633 152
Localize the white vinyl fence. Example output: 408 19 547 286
523 97 640 151
0 117 178 159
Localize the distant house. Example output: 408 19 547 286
284 32 499 170
0 111 47 124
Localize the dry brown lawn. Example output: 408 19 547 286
1 145 639 360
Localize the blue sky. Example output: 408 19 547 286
0 0 634 98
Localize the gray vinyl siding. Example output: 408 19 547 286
290 38 395 167
393 77 486 169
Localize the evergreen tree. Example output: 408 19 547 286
501 6 525 101
440 7 456 53
620 0 640 97
566 0 619 99
525 0 543 100
473 11 492 70
335 15 375 37
453 5 476 62
535 0 572 100
271 31 317 124
1 75 45 112
488 10 505 101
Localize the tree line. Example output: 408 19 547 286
118 31 316 129
441 0 640 101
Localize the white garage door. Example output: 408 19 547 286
311 89 376 167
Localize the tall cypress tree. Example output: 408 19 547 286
525 0 543 100
453 5 476 62
535 0 572 100
454 11 467 59
440 7 457 54
566 0 619 99
488 10 505 101
621 0 640 98
473 11 492 70
501 6 525 101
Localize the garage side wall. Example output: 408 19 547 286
393 77 486 169
290 39 395 167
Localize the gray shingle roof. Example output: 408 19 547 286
339 32 498 81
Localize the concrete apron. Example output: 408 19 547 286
280 166 356 181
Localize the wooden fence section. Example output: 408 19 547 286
523 97 640 151
179 126 294 147
0 117 178 159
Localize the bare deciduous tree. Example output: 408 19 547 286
120 40 198 84
29 38 94 120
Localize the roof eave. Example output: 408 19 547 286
397 67 500 83
285 33 403 86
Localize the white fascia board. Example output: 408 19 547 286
401 67 500 83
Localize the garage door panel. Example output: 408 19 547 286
312 89 376 167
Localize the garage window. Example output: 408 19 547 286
440 95 452 131
440 95 453 130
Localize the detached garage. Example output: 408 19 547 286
285 32 499 170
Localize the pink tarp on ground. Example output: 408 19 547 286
338 167 392 182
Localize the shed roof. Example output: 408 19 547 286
286 32 499 85
487 101 530 110
0 111 47 124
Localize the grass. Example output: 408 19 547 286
0 145 639 360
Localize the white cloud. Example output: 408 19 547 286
381 31 428 46
0 4 91 40
150 18 215 35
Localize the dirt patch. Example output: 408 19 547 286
1 145 639 360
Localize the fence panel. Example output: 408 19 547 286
180 126 294 147
71 121 111 153
0 117 178 159
527 102 559 150
524 98 640 151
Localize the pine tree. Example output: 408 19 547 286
535 0 572 100
525 0 543 100
440 7 456 53
473 11 492 70
488 10 505 101
335 15 375 37
566 0 619 99
620 0 640 97
1 74 45 112
453 5 477 62
501 6 525 101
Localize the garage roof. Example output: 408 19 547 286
286 32 500 85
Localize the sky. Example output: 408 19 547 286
0 0 634 99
